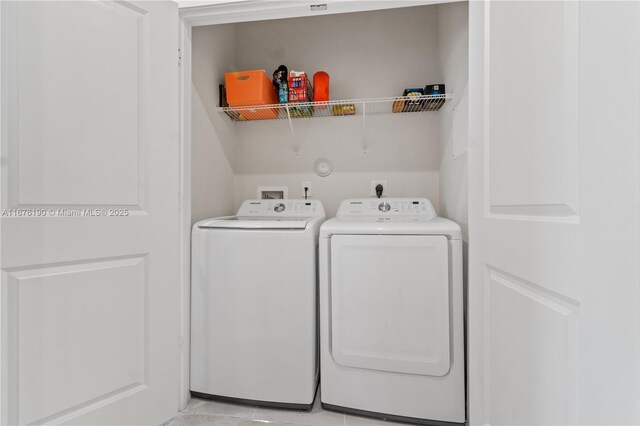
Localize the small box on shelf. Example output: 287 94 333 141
224 70 278 120
288 71 314 118
332 104 356 116
423 84 445 111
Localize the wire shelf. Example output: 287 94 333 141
219 94 451 121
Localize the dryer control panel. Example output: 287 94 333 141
237 199 326 218
337 198 437 219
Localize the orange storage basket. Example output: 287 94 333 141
225 70 278 120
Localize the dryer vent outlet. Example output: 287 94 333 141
257 186 288 200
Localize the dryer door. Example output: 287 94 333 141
330 235 450 376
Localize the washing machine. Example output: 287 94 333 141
319 198 465 424
191 199 325 409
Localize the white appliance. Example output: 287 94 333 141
319 198 465 424
191 199 326 409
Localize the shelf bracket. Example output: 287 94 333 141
362 102 367 153
285 105 299 154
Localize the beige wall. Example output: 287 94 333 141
191 24 237 223
191 4 468 220
233 6 443 217
437 2 469 241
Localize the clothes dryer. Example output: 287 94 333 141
319 198 464 424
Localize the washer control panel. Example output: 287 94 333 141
337 198 437 219
238 199 325 218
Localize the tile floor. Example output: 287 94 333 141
166 388 414 426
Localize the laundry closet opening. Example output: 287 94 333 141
189 1 469 239
185 0 470 416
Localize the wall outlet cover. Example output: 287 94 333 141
370 180 388 197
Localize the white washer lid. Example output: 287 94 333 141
197 216 311 230
196 199 325 230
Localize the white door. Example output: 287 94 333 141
1 1 179 425
469 1 640 425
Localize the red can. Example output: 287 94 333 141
313 71 330 103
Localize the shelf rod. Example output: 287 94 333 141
219 94 452 122
285 105 298 154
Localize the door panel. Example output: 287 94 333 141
469 1 640 425
7 1 147 208
330 235 450 376
1 1 179 425
9 257 147 425
487 1 579 218
486 267 579 425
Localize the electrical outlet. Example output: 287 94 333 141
302 181 312 198
370 180 387 197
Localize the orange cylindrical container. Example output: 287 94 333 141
225 70 278 120
313 71 330 103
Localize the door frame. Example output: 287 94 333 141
176 0 449 408
0 3 5 422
